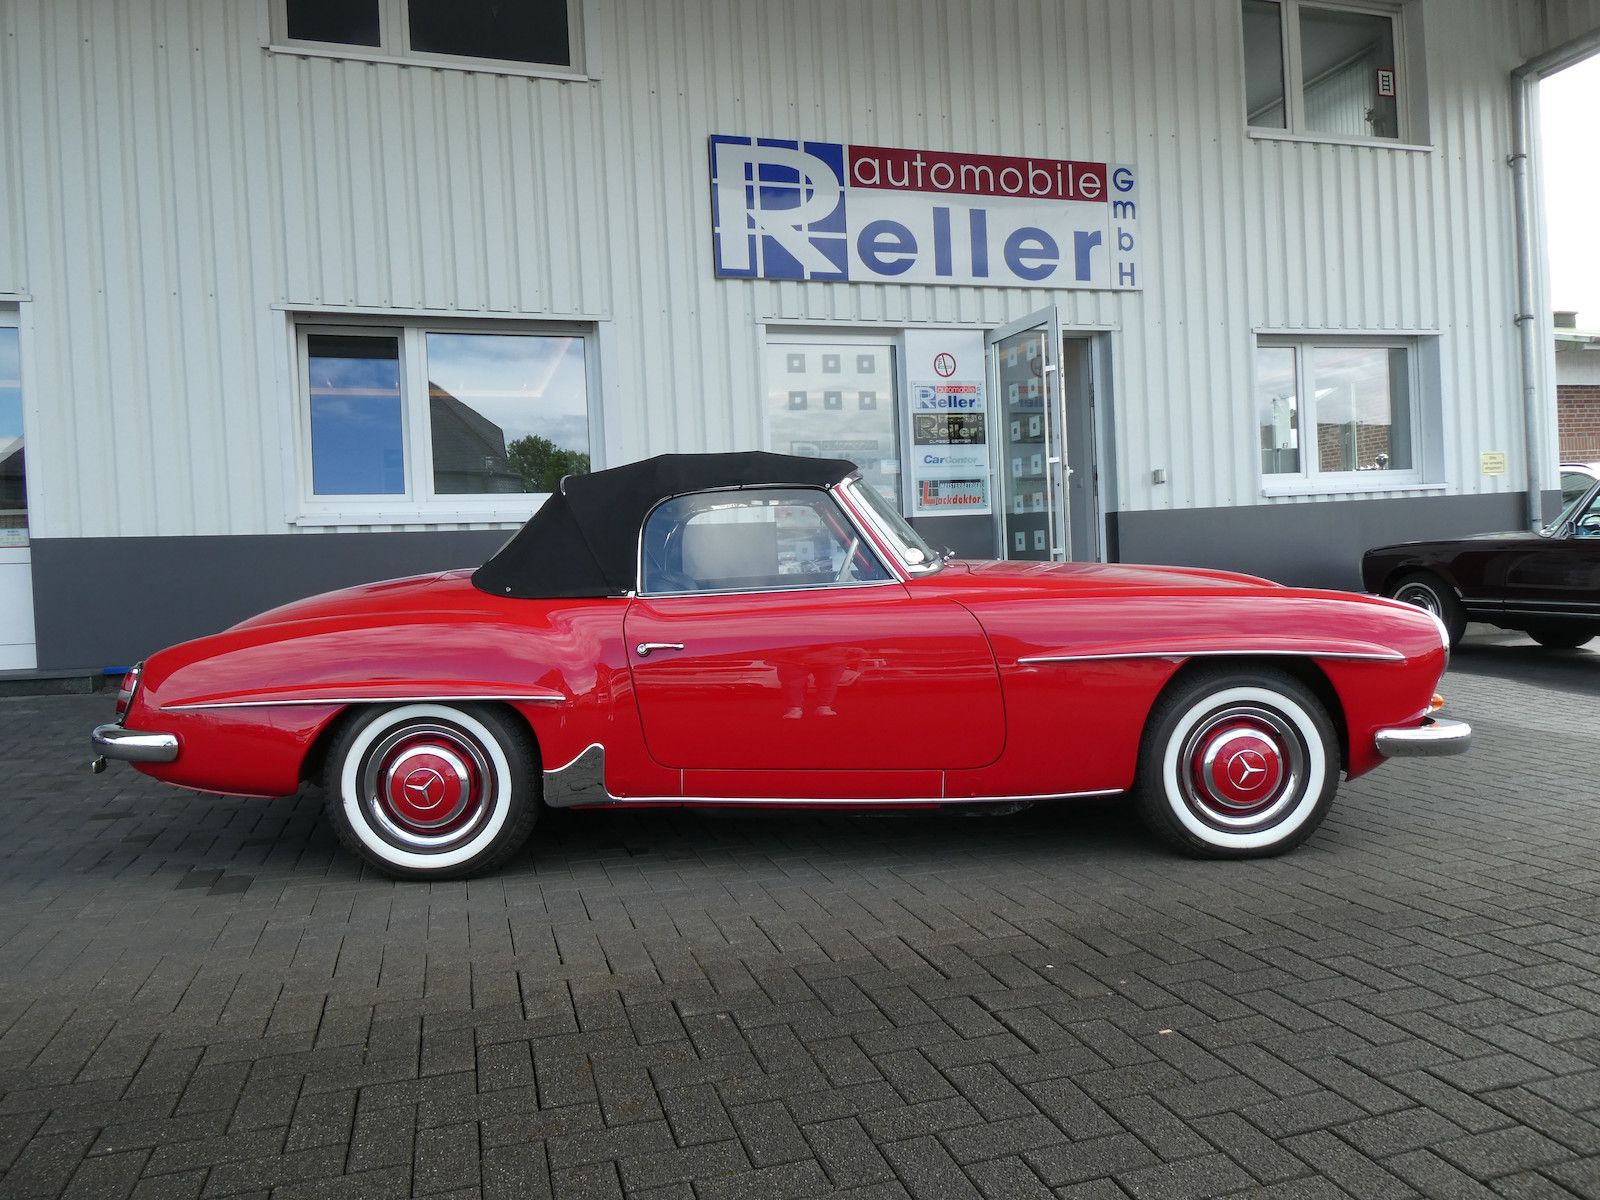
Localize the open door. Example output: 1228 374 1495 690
989 308 1067 561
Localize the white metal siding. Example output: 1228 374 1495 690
0 0 1566 538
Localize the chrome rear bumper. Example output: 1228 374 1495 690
1375 717 1472 758
91 723 179 765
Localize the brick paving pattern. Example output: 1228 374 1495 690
2 638 1598 1198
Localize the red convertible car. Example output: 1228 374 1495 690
93 452 1469 879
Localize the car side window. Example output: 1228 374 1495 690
640 488 892 594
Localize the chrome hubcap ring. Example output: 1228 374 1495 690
360 721 495 853
1179 704 1305 831
1393 582 1442 617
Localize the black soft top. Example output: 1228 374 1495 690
471 451 858 598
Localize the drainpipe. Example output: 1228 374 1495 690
1509 28 1600 530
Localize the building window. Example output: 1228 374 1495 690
1257 338 1420 485
277 0 579 72
297 321 593 520
0 314 25 547
1243 1 1404 141
764 338 902 508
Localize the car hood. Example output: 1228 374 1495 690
1369 529 1546 555
229 571 475 630
931 558 1282 593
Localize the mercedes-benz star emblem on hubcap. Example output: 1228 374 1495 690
402 766 446 807
1226 749 1270 791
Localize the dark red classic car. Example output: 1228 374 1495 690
1363 474 1600 648
94 452 1469 879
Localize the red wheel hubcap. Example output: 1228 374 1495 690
377 736 481 835
1191 721 1286 815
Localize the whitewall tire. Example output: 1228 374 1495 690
1134 671 1339 858
324 703 539 880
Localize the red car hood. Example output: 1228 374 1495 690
230 570 479 630
927 559 1282 594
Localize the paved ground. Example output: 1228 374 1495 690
1 634 1598 1199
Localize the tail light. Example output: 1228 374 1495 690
115 664 143 721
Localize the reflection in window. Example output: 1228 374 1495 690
0 325 25 545
1241 1 1402 140
425 333 590 495
307 334 405 496
1300 5 1398 139
286 0 380 46
1257 346 1300 475
1311 346 1411 473
409 0 571 66
1242 1 1287 129
766 341 901 507
642 489 889 594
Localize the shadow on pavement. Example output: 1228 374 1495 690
1448 626 1598 699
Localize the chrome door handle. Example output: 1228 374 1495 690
635 642 685 658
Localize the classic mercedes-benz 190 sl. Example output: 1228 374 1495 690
93 452 1470 879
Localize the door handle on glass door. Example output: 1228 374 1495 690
635 642 685 658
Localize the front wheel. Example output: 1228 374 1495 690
324 703 539 880
1134 670 1339 859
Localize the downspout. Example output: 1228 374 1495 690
1509 27 1600 530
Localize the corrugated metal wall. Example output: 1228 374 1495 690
0 0 1570 539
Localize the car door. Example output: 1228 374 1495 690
623 487 1005 794
1472 485 1600 622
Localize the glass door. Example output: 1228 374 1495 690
0 309 35 669
989 309 1066 561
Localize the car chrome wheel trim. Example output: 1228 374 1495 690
361 723 492 851
1160 686 1327 851
1391 580 1443 617
1180 707 1304 831
340 704 513 870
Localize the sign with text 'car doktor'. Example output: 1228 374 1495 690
709 135 1140 290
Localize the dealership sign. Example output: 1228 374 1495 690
710 134 1140 290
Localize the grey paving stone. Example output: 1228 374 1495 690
0 664 1596 1200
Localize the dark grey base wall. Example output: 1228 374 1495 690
1108 491 1553 591
32 531 511 670
33 490 1557 670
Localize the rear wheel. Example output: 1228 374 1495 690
1135 669 1339 859
324 703 538 880
1385 571 1466 647
1524 623 1597 650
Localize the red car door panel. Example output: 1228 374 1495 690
624 587 1005 773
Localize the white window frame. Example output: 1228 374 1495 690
292 316 600 526
0 307 26 548
269 0 588 81
1256 335 1425 493
1244 0 1410 145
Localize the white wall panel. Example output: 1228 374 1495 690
0 0 1563 538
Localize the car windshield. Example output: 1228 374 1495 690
845 478 942 574
1546 485 1597 535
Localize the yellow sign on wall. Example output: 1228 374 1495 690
1480 452 1507 476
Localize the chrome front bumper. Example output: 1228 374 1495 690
90 723 179 769
1375 716 1472 758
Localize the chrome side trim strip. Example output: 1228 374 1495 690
1017 648 1406 665
539 743 1122 808
162 693 566 711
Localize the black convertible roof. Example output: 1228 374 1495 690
471 451 858 598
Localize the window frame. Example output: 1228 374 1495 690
269 0 588 80
292 315 600 526
1244 0 1410 145
1256 334 1425 493
636 486 898 599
